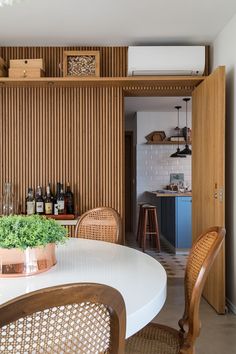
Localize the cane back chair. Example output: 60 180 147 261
75 207 122 244
0 283 126 354
126 226 225 354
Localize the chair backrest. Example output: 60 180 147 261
0 283 126 354
75 207 122 244
178 226 225 354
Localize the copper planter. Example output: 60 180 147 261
0 243 56 277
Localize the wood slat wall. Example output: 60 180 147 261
0 47 128 77
0 86 124 221
65 225 76 238
0 47 125 240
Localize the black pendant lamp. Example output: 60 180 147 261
179 98 192 155
170 106 186 158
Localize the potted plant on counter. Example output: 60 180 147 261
0 215 67 277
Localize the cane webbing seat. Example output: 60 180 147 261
75 207 122 244
126 227 225 354
0 283 126 354
126 324 181 354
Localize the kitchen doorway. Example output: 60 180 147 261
124 96 192 278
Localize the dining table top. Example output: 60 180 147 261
0 238 167 338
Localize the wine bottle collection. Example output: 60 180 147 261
26 182 74 216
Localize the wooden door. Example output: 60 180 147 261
192 66 225 313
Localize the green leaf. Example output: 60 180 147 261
0 215 67 250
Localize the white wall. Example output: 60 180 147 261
136 111 192 201
213 12 236 312
137 111 192 144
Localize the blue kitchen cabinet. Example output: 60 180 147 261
175 197 192 248
161 196 192 250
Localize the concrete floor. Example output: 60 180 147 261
153 278 236 354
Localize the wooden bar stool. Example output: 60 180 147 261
136 202 146 243
140 204 161 253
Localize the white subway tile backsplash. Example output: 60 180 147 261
137 144 191 193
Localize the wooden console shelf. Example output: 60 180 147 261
0 75 205 88
0 75 205 96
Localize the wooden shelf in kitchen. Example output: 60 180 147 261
146 140 191 145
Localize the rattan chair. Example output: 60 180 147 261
0 283 126 354
75 207 122 244
126 226 225 354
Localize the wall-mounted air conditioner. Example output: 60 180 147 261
127 46 205 76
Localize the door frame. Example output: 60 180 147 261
125 131 134 233
123 67 225 313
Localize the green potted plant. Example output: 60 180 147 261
0 215 67 277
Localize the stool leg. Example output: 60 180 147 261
136 205 142 242
147 209 152 242
139 207 144 248
153 208 161 252
142 209 148 252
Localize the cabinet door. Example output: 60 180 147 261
161 197 176 247
176 197 192 248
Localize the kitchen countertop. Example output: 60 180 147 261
148 191 192 197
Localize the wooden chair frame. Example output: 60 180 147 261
178 226 225 353
75 207 122 244
125 226 225 354
0 283 126 354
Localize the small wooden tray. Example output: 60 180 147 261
44 214 75 220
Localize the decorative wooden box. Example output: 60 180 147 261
9 58 45 78
63 50 100 77
9 68 45 78
10 58 45 70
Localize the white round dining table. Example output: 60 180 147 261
0 238 167 338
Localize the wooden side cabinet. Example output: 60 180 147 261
161 196 192 250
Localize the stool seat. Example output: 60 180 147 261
137 204 161 252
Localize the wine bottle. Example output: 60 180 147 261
35 186 44 215
54 182 61 215
26 187 35 215
57 184 65 215
65 182 74 214
44 184 53 215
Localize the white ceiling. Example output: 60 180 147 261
0 0 236 45
125 97 192 115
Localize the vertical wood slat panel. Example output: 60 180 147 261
0 47 128 77
64 225 76 238
0 86 124 237
0 46 125 240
